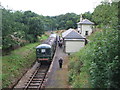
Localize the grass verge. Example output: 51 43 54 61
2 43 39 88
68 52 91 88
38 34 49 41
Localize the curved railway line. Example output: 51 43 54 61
24 64 50 89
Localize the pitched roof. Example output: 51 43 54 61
77 19 94 25
62 28 85 39
62 28 73 38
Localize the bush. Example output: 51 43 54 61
68 28 119 88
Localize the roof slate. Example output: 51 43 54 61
77 19 94 25
62 29 85 39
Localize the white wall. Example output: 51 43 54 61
65 40 85 53
77 24 82 33
81 25 93 36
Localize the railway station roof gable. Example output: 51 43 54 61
62 28 73 38
62 28 85 39
77 19 94 25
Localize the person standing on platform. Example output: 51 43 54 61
58 57 63 68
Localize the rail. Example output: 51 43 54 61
24 65 49 89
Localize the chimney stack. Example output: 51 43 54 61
80 14 83 22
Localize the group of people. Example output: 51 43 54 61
58 36 63 48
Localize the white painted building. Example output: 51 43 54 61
62 28 86 54
77 15 94 37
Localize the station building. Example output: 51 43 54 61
77 15 94 37
62 28 86 54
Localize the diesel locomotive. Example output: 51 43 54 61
36 34 57 63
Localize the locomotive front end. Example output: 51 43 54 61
36 44 52 63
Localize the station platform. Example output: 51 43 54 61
45 45 69 88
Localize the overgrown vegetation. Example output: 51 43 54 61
2 43 39 88
2 9 44 53
69 2 119 88
38 34 49 42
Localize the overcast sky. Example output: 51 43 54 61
1 0 104 16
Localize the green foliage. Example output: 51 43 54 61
82 11 93 22
88 28 119 88
2 43 39 88
68 51 91 88
52 13 79 30
92 2 118 28
38 34 49 41
68 2 119 88
69 28 119 88
2 8 45 52
28 17 44 42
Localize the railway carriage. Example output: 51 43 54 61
36 34 57 63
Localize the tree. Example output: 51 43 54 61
66 20 74 29
28 17 44 42
92 2 118 28
82 11 92 21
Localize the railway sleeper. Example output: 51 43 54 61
35 73 45 76
32 78 43 81
38 69 47 71
35 74 45 76
25 81 42 85
31 81 41 83
30 75 44 78
35 75 45 77
38 72 47 74
37 72 46 74
27 86 39 89
30 83 42 86
32 77 44 79
34 75 45 77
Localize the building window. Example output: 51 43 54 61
85 31 88 35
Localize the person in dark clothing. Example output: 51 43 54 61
59 41 62 48
58 57 63 68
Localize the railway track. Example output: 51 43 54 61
24 64 50 89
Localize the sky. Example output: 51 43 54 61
0 0 104 16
